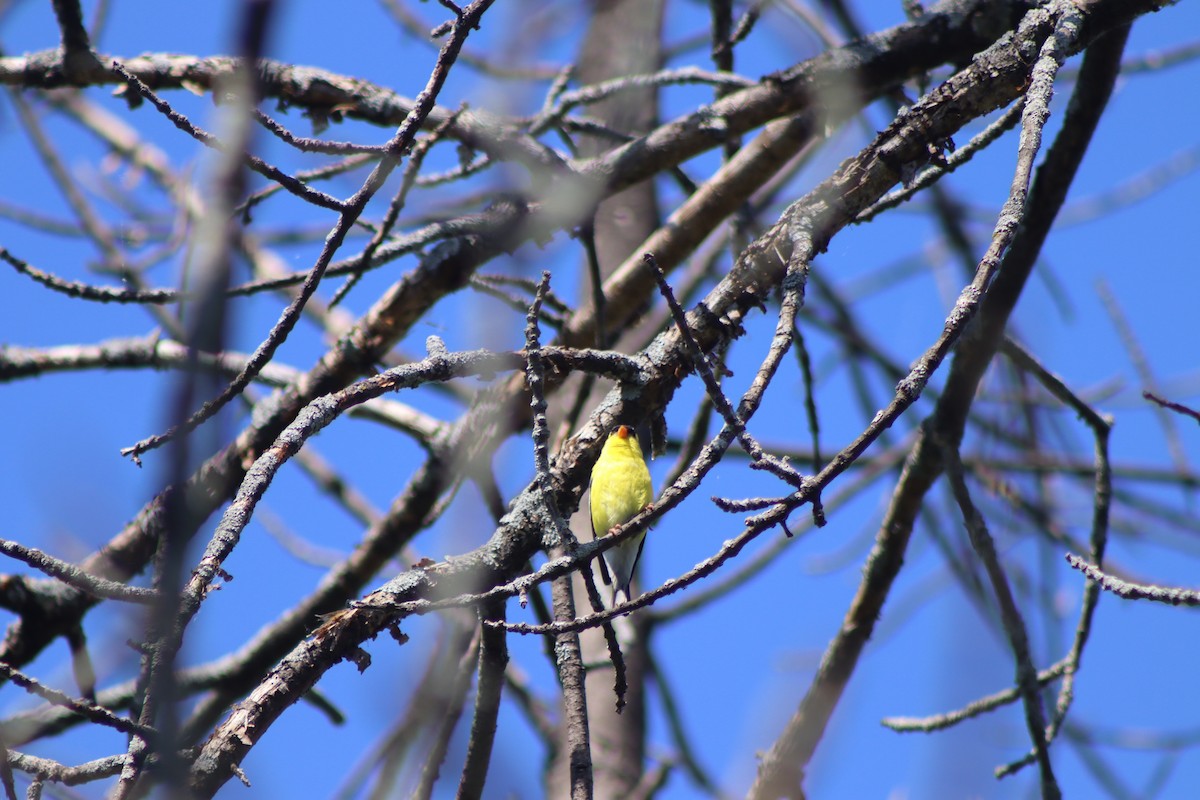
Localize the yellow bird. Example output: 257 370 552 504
589 424 654 604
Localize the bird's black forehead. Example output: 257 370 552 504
612 420 645 438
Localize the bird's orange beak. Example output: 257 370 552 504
616 425 631 439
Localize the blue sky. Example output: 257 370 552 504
3 1 1200 798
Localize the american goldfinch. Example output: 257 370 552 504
589 424 653 604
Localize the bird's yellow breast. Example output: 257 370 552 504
590 428 653 537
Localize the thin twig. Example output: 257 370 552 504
0 662 158 744
412 629 480 800
883 658 1070 733
116 0 475 462
1064 556 1200 606
455 598 507 798
1144 391 1200 425
942 446 1058 794
647 253 802 488
0 541 157 604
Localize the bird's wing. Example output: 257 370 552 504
591 494 614 586
623 534 647 592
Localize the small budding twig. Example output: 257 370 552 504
1065 555 1200 606
645 252 801 489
